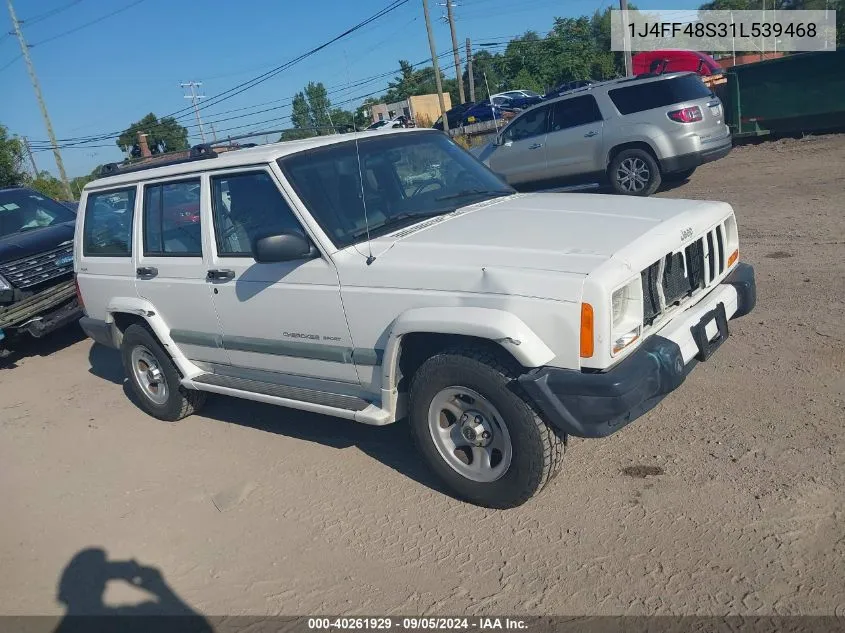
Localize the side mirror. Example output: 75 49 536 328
253 231 318 263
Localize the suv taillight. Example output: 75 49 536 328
74 274 85 312
667 106 703 123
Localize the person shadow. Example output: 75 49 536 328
53 548 213 633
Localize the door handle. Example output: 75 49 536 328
528 143 543 150
206 269 235 281
584 131 598 138
136 266 158 279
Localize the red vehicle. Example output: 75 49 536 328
632 50 722 77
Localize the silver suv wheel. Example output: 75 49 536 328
427 386 513 483
616 157 650 193
130 345 169 405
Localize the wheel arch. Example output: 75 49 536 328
105 297 201 379
379 307 555 421
606 140 661 170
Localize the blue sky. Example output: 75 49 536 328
0 0 698 178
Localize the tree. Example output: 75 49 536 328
280 82 356 141
27 171 67 200
0 123 27 189
117 113 189 157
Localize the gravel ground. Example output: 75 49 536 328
1 134 843 618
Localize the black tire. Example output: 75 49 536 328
120 323 206 422
664 167 696 182
608 148 662 196
408 345 564 509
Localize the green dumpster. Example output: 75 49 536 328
725 50 845 138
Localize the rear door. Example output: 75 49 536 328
134 176 227 364
76 185 139 321
488 104 551 185
545 95 605 177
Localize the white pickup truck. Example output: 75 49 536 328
74 129 756 508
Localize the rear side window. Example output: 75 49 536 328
608 75 713 115
143 179 202 256
549 95 602 132
82 188 136 257
502 106 550 142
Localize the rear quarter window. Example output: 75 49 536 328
608 75 713 115
82 187 137 257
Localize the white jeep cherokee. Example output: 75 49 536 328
74 129 756 508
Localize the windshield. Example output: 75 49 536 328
0 189 76 239
279 131 514 247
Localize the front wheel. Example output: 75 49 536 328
608 148 662 196
408 346 564 508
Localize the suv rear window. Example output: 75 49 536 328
608 75 712 115
83 188 137 257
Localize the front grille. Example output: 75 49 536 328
0 243 74 289
641 222 728 326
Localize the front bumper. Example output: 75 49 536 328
519 263 756 438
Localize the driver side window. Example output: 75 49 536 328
502 106 549 143
211 171 305 257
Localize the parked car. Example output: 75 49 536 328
491 91 544 110
474 72 731 196
0 187 83 355
543 79 596 99
461 100 517 125
75 128 755 508
432 102 476 130
367 116 411 130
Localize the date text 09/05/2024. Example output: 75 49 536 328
307 618 528 630
628 21 818 39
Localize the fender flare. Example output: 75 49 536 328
106 297 202 379
379 307 555 420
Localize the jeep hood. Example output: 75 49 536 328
343 193 734 301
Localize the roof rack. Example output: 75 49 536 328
98 143 218 178
95 125 360 179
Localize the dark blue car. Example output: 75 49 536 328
460 100 517 125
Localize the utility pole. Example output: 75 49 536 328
619 0 633 76
22 136 38 175
181 81 207 143
422 0 449 132
444 1 466 104
210 122 218 142
7 0 72 200
466 38 475 102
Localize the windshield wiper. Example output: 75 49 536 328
347 210 453 242
434 189 512 202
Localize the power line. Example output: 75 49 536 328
19 0 83 27
28 0 146 47
25 0 413 148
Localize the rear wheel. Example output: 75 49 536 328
408 346 564 508
608 148 661 196
664 167 696 182
121 324 206 421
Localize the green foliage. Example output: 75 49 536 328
117 113 189 157
0 123 27 189
26 171 67 200
280 82 353 141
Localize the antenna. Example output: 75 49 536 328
484 73 500 135
344 47 375 265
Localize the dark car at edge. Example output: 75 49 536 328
0 187 83 355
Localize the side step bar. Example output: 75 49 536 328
192 373 370 411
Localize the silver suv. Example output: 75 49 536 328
474 72 732 196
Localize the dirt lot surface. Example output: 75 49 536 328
1 135 843 618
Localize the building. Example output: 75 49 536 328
369 94 452 127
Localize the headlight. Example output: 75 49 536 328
0 274 10 292
611 277 643 356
